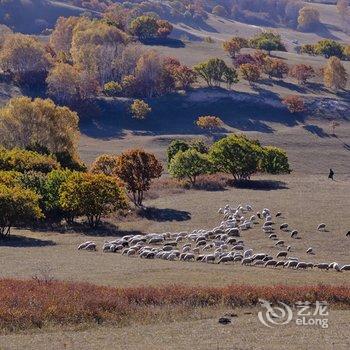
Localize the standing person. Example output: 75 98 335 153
328 168 334 180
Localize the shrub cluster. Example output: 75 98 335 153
167 134 291 185
0 149 129 234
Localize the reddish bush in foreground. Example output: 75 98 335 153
0 279 349 331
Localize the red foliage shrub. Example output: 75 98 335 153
0 280 349 331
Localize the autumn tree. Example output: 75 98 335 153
212 5 228 17
156 20 173 39
115 149 163 206
90 154 119 176
323 56 348 91
196 116 223 137
70 18 127 85
0 148 59 173
222 37 248 58
59 172 127 227
103 81 122 97
0 33 49 83
49 16 80 56
282 95 305 113
130 99 151 119
263 58 289 79
46 63 81 103
0 185 43 237
298 7 320 31
172 65 197 90
240 64 261 84
337 0 349 18
289 64 315 84
0 97 80 164
169 149 212 185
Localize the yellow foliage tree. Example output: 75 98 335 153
323 57 348 90
0 97 80 162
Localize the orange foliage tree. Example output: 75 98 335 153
115 149 163 206
282 95 305 113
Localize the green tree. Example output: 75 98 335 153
59 172 127 227
167 140 190 163
316 40 344 59
0 184 43 237
209 134 263 180
261 146 291 174
249 31 286 53
169 149 212 185
194 58 231 87
115 149 163 206
129 15 158 39
43 169 73 218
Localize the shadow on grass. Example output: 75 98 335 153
230 179 289 191
302 125 329 138
32 221 144 237
333 135 350 151
138 207 191 222
0 235 56 248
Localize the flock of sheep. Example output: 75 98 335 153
78 204 350 272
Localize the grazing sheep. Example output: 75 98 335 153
253 260 265 267
262 256 273 262
317 223 326 231
285 260 298 269
78 241 93 250
233 255 243 262
286 245 291 252
290 230 298 238
243 249 253 258
218 255 234 264
269 234 277 240
252 253 267 261
183 253 195 261
317 263 329 271
85 243 96 251
296 262 308 270
275 261 286 268
276 251 288 258
203 254 216 263
329 262 341 272
232 245 244 250
340 265 350 271
264 260 277 267
346 231 350 237
257 212 261 219
306 247 314 255
241 258 252 266
280 223 288 230
276 212 282 217
275 240 284 246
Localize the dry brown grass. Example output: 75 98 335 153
0 279 349 333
